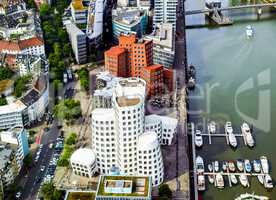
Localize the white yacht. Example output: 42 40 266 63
253 160 261 173
215 173 224 189
208 121 216 134
208 163 213 172
228 132 237 148
246 25 254 38
260 156 269 174
237 159 244 172
196 156 205 173
214 161 219 172
241 123 254 147
208 175 215 184
239 174 249 187
197 174 206 191
235 193 269 200
225 121 233 134
195 130 203 147
230 174 238 185
244 159 252 173
264 174 274 189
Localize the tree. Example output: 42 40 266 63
41 182 55 200
158 184 172 200
63 43 71 58
57 28 68 44
77 68 89 91
26 0 36 9
14 75 32 97
0 96 7 106
0 67 14 80
40 4 51 17
53 43 62 58
54 99 82 121
66 133 77 145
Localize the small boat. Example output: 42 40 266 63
215 173 224 189
264 174 274 189
197 174 206 191
208 164 213 172
208 175 215 184
228 161 236 172
235 193 269 200
257 175 264 185
244 159 252 173
222 161 228 172
214 161 219 172
241 123 254 147
246 25 254 38
196 156 204 173
228 132 237 148
253 160 261 173
239 174 249 187
225 121 233 134
230 174 238 185
260 156 269 174
208 121 216 134
195 130 203 147
188 64 196 78
237 159 244 172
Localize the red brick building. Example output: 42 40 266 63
105 46 127 77
104 34 174 98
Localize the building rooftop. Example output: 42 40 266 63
66 22 85 36
0 37 44 52
105 46 126 56
20 88 40 106
145 23 174 51
0 100 26 115
0 126 24 145
72 0 85 10
97 175 151 197
70 148 96 166
143 64 163 71
0 147 13 170
116 96 140 107
118 77 146 88
112 7 147 26
92 108 115 120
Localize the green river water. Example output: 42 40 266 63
186 0 276 199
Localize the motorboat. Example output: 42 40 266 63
264 174 274 189
241 123 254 147
244 159 252 173
228 132 237 148
195 130 203 147
197 174 206 191
196 156 205 173
208 163 213 172
257 175 264 185
214 161 219 172
230 174 238 185
215 173 224 189
222 161 228 172
246 25 254 38
228 161 236 172
208 121 216 134
239 174 249 187
253 160 261 173
225 121 233 134
208 175 215 184
188 77 196 90
260 156 269 174
188 65 196 78
237 159 244 172
235 193 269 200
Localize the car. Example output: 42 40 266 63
49 143 53 149
15 192 21 199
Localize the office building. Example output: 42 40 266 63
105 47 127 77
70 148 97 178
145 23 174 68
95 175 152 200
91 77 177 186
112 7 148 42
66 22 87 64
153 0 177 28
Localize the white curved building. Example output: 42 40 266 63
137 131 164 186
91 108 116 174
91 77 173 186
70 148 97 178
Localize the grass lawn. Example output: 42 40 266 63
67 192 95 200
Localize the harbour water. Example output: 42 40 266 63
186 0 276 199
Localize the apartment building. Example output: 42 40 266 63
66 22 87 64
153 0 177 28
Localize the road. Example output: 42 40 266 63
173 0 190 199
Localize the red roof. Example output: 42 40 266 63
105 46 126 56
143 64 163 71
0 37 44 52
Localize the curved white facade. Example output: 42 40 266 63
145 116 162 143
70 148 97 178
137 131 164 186
91 108 116 174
